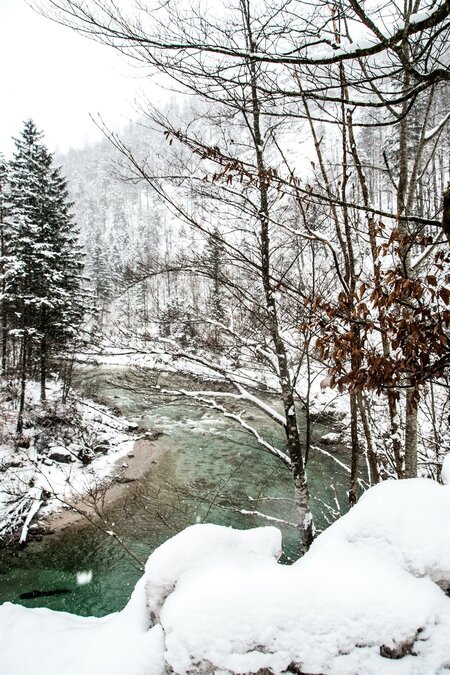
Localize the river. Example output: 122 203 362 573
0 366 350 617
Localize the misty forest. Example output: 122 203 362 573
1 1 450 674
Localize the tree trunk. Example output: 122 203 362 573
404 389 418 478
443 183 450 246
357 392 380 484
40 336 47 402
0 200 7 375
242 0 313 551
40 307 47 402
16 333 28 434
347 117 404 479
397 48 418 478
1 303 6 376
61 355 74 404
349 392 360 506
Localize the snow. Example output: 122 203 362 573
0 380 136 542
76 570 93 586
0 578 165 675
308 478 450 588
333 36 381 57
441 454 450 485
162 542 447 675
144 523 282 621
2 478 450 674
18 488 43 544
409 9 433 24
424 112 450 142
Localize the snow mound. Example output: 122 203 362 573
0 577 165 675
2 480 450 675
307 478 450 588
144 523 282 620
161 541 450 675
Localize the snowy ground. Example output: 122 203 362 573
0 379 136 543
1 468 450 675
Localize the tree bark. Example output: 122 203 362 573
357 392 380 484
16 333 28 434
404 389 418 478
349 391 360 506
0 184 7 375
242 0 313 551
397 42 418 477
348 114 404 478
443 183 450 246
40 335 47 403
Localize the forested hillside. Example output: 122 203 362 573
59 114 195 332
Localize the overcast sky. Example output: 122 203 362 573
0 0 153 155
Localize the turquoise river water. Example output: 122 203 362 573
0 367 349 617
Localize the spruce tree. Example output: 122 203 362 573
0 155 9 374
3 120 85 414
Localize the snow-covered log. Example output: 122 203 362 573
0 487 43 543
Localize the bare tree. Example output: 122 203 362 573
35 0 450 530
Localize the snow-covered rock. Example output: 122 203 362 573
319 431 342 445
47 447 75 464
161 541 450 675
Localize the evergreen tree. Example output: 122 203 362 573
0 155 9 374
3 120 85 413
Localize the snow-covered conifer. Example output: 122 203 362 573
0 154 9 374
4 120 85 407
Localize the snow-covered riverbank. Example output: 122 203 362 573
78 343 450 491
0 380 143 544
2 472 450 675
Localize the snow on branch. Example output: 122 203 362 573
153 345 287 427
19 488 43 544
312 445 368 489
229 508 297 528
42 0 450 68
159 387 292 468
424 111 450 142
